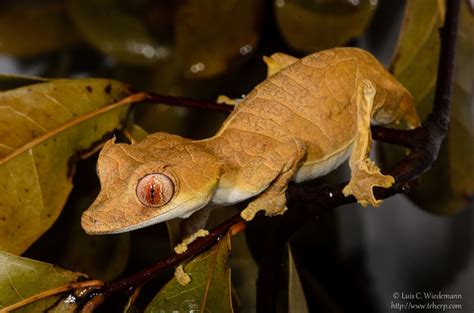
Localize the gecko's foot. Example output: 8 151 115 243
175 264 191 286
241 194 288 221
343 159 394 207
174 229 209 254
217 95 240 106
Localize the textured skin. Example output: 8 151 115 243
81 48 420 234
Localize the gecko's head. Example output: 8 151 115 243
81 133 222 235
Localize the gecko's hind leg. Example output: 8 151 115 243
342 80 394 207
217 95 240 106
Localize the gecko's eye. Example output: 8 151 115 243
136 173 174 207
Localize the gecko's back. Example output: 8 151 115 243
212 48 410 181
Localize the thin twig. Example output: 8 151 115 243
82 214 245 311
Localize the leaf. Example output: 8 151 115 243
287 245 309 313
0 1 82 57
68 0 171 66
381 0 473 214
145 232 233 312
448 2 474 209
391 0 443 119
226 216 258 311
125 123 148 143
0 75 47 91
24 180 131 282
0 251 88 312
0 78 134 254
175 0 265 79
274 0 376 53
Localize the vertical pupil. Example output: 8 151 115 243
150 184 155 199
137 174 173 207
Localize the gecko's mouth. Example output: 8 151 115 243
80 201 198 235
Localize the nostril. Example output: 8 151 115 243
81 212 96 227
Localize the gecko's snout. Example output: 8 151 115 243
81 211 100 234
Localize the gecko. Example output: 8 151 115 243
81 47 420 241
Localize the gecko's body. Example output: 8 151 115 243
82 48 419 235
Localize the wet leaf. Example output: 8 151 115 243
145 232 233 312
0 1 82 57
68 0 171 66
381 0 473 214
175 0 265 79
0 251 89 312
0 79 133 254
274 0 377 53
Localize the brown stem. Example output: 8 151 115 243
145 92 232 113
84 0 460 310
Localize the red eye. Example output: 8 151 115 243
136 173 174 207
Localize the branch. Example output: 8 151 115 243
82 0 460 310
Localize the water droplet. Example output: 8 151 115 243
64 294 77 304
276 0 285 8
190 62 205 73
239 44 253 55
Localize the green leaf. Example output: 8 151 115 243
0 78 133 254
226 218 258 311
288 246 309 313
0 251 88 312
0 1 82 57
124 122 149 143
175 0 265 79
68 0 171 66
0 75 48 91
447 2 474 209
145 232 233 312
381 1 473 214
25 185 131 282
274 0 376 53
391 0 443 119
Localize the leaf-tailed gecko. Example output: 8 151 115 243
82 48 419 242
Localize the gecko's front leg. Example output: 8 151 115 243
241 138 307 221
343 80 395 206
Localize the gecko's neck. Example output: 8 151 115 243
194 129 280 169
194 133 237 165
